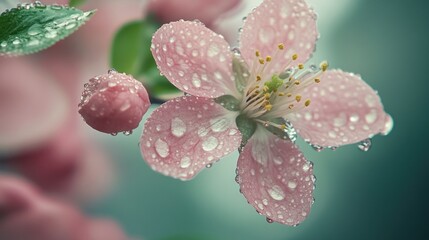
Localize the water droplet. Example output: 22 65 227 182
311 144 324 152
110 132 118 136
235 174 241 183
202 136 219 151
180 156 191 168
267 185 285 201
45 31 57 39
207 43 220 57
123 130 133 136
210 118 229 132
358 139 372 152
284 120 297 142
206 163 213 168
288 181 297 190
171 117 186 137
120 101 131 111
266 218 274 223
28 24 42 36
381 114 393 136
0 41 7 47
12 39 21 45
365 109 378 124
349 114 359 123
65 22 77 30
192 74 201 88
155 139 170 158
302 163 310 172
27 39 39 46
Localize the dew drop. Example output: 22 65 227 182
110 132 118 136
381 114 394 136
349 114 359 123
365 109 378 124
267 185 285 201
207 43 220 57
180 156 191 168
155 139 170 158
28 24 42 36
192 74 201 88
171 117 186 137
27 39 39 46
288 181 297 190
0 41 7 47
123 130 132 136
206 163 213 168
358 138 372 152
266 218 274 223
311 144 324 152
202 136 218 151
65 22 77 30
45 31 57 39
210 118 229 132
12 39 21 45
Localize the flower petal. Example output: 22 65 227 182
151 20 238 98
140 96 241 180
239 0 318 73
237 127 314 226
148 0 240 27
289 70 390 147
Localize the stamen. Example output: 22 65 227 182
298 64 304 69
278 43 285 50
292 54 298 61
315 78 321 83
266 56 272 62
320 61 329 71
305 99 311 107
259 58 265 64
295 95 302 102
255 51 260 57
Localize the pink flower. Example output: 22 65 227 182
0 175 130 240
79 70 151 135
147 0 241 27
140 0 392 225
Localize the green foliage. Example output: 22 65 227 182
69 0 86 7
0 2 94 56
236 114 257 148
111 17 180 101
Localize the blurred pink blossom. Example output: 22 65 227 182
0 175 130 240
147 0 241 27
141 0 392 225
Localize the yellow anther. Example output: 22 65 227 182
263 86 269 92
255 90 260 94
298 64 304 69
255 51 261 57
314 78 321 83
281 124 287 130
305 99 311 107
320 61 329 72
288 104 294 109
287 93 292 97
256 75 262 81
264 104 273 111
266 56 272 62
294 81 301 85
264 93 271 99
278 43 285 50
292 54 298 60
259 58 265 64
295 95 302 102
278 92 285 96
255 85 259 88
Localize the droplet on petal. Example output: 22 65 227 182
78 71 150 134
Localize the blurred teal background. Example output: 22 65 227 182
82 1 428 239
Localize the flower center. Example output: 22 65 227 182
238 43 328 130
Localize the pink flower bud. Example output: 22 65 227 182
79 70 150 135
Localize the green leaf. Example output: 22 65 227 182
69 0 86 7
214 95 241 111
111 18 160 77
232 55 249 94
236 114 257 149
0 3 94 56
111 17 181 101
